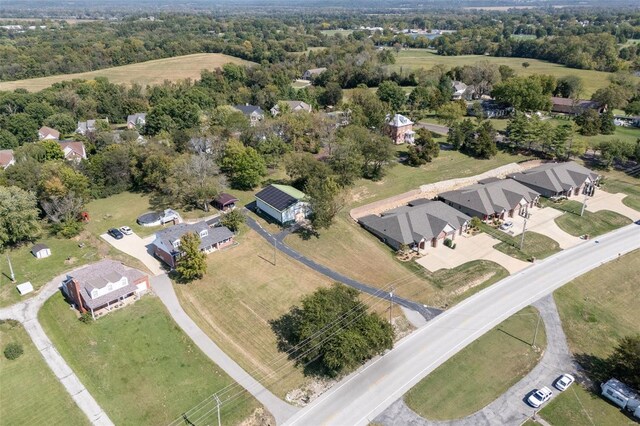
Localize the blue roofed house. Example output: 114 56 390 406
152 221 235 268
255 184 311 225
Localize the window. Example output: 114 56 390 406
172 240 181 248
199 229 208 238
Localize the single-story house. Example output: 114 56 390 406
213 193 239 211
61 259 150 320
451 81 475 101
359 199 471 252
58 141 87 162
232 104 265 126
508 161 599 198
302 67 327 80
152 222 234 268
126 113 146 129
469 100 514 119
385 113 415 144
255 184 311 225
31 243 51 259
270 100 312 116
76 119 104 135
439 177 540 221
38 126 60 140
550 97 606 116
0 149 15 170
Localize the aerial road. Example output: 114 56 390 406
284 223 640 426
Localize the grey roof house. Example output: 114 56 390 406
439 178 540 220
359 199 470 251
302 67 327 80
127 113 146 129
508 161 599 198
232 104 265 126
152 221 235 268
270 100 312 116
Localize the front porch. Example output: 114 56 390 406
91 293 138 319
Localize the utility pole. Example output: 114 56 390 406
214 394 221 426
580 188 588 217
532 311 542 349
519 217 528 251
389 286 394 324
273 236 277 266
7 255 15 283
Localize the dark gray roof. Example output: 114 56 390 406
31 243 49 254
509 161 598 194
439 179 539 216
359 200 470 247
153 222 234 255
233 105 264 116
255 185 298 212
67 259 146 310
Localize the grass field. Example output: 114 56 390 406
541 250 640 425
392 49 627 96
39 295 259 425
174 229 335 398
0 320 88 426
320 29 354 37
404 306 546 420
489 229 561 261
0 53 254 92
548 199 632 237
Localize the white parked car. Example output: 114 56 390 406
555 374 575 391
528 387 553 408
499 221 513 230
120 226 133 235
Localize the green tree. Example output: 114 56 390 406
305 175 344 230
39 140 65 161
25 102 54 125
554 76 584 99
492 76 552 112
219 210 245 232
552 123 573 159
599 110 616 135
377 81 406 111
271 283 393 377
575 109 601 136
407 128 439 166
469 121 498 159
319 83 343 107
506 111 529 148
607 334 640 389
43 113 77 135
0 129 19 149
360 132 394 180
220 139 266 190
329 137 365 187
0 186 41 249
175 232 207 281
349 88 386 129
436 101 466 127
5 113 38 145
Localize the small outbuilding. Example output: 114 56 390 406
213 193 239 211
31 243 51 259
16 282 34 296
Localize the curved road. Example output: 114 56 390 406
283 223 640 425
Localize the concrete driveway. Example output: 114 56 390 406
100 233 164 276
502 206 583 250
416 233 530 274
586 190 640 221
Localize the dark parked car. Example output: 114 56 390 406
107 228 124 240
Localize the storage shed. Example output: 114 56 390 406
31 243 51 259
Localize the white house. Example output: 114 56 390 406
255 184 311 225
126 113 146 129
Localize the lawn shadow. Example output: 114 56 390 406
293 226 319 241
497 326 534 347
573 352 612 391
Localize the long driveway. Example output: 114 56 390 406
283 223 640 425
375 294 575 425
0 271 114 426
245 216 443 321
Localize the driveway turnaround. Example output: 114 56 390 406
417 233 531 274
150 274 299 425
283 223 640 426
245 215 443 321
100 233 164 275
375 294 575 425
0 271 114 426
586 190 640 221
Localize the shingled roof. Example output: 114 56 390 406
359 200 470 248
439 179 539 216
153 222 234 255
509 161 599 194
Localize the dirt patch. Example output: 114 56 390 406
64 257 77 265
285 378 337 407
238 406 275 426
393 314 415 340
451 272 495 297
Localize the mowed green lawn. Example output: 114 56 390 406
391 49 628 96
404 306 546 420
490 230 561 261
0 53 255 92
0 236 100 308
541 250 640 425
174 229 334 398
0 320 88 426
599 168 640 212
550 200 631 237
39 295 259 425
84 192 162 238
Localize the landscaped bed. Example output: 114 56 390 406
39 295 260 425
404 306 547 420
0 320 88 426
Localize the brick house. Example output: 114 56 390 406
152 222 234 268
385 114 415 144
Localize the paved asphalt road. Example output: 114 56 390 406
245 215 443 321
284 223 640 426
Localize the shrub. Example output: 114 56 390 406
443 238 452 248
452 243 457 249
4 342 24 360
79 312 93 324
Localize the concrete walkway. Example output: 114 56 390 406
245 215 443 321
0 271 114 426
375 294 575 426
150 274 299 425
